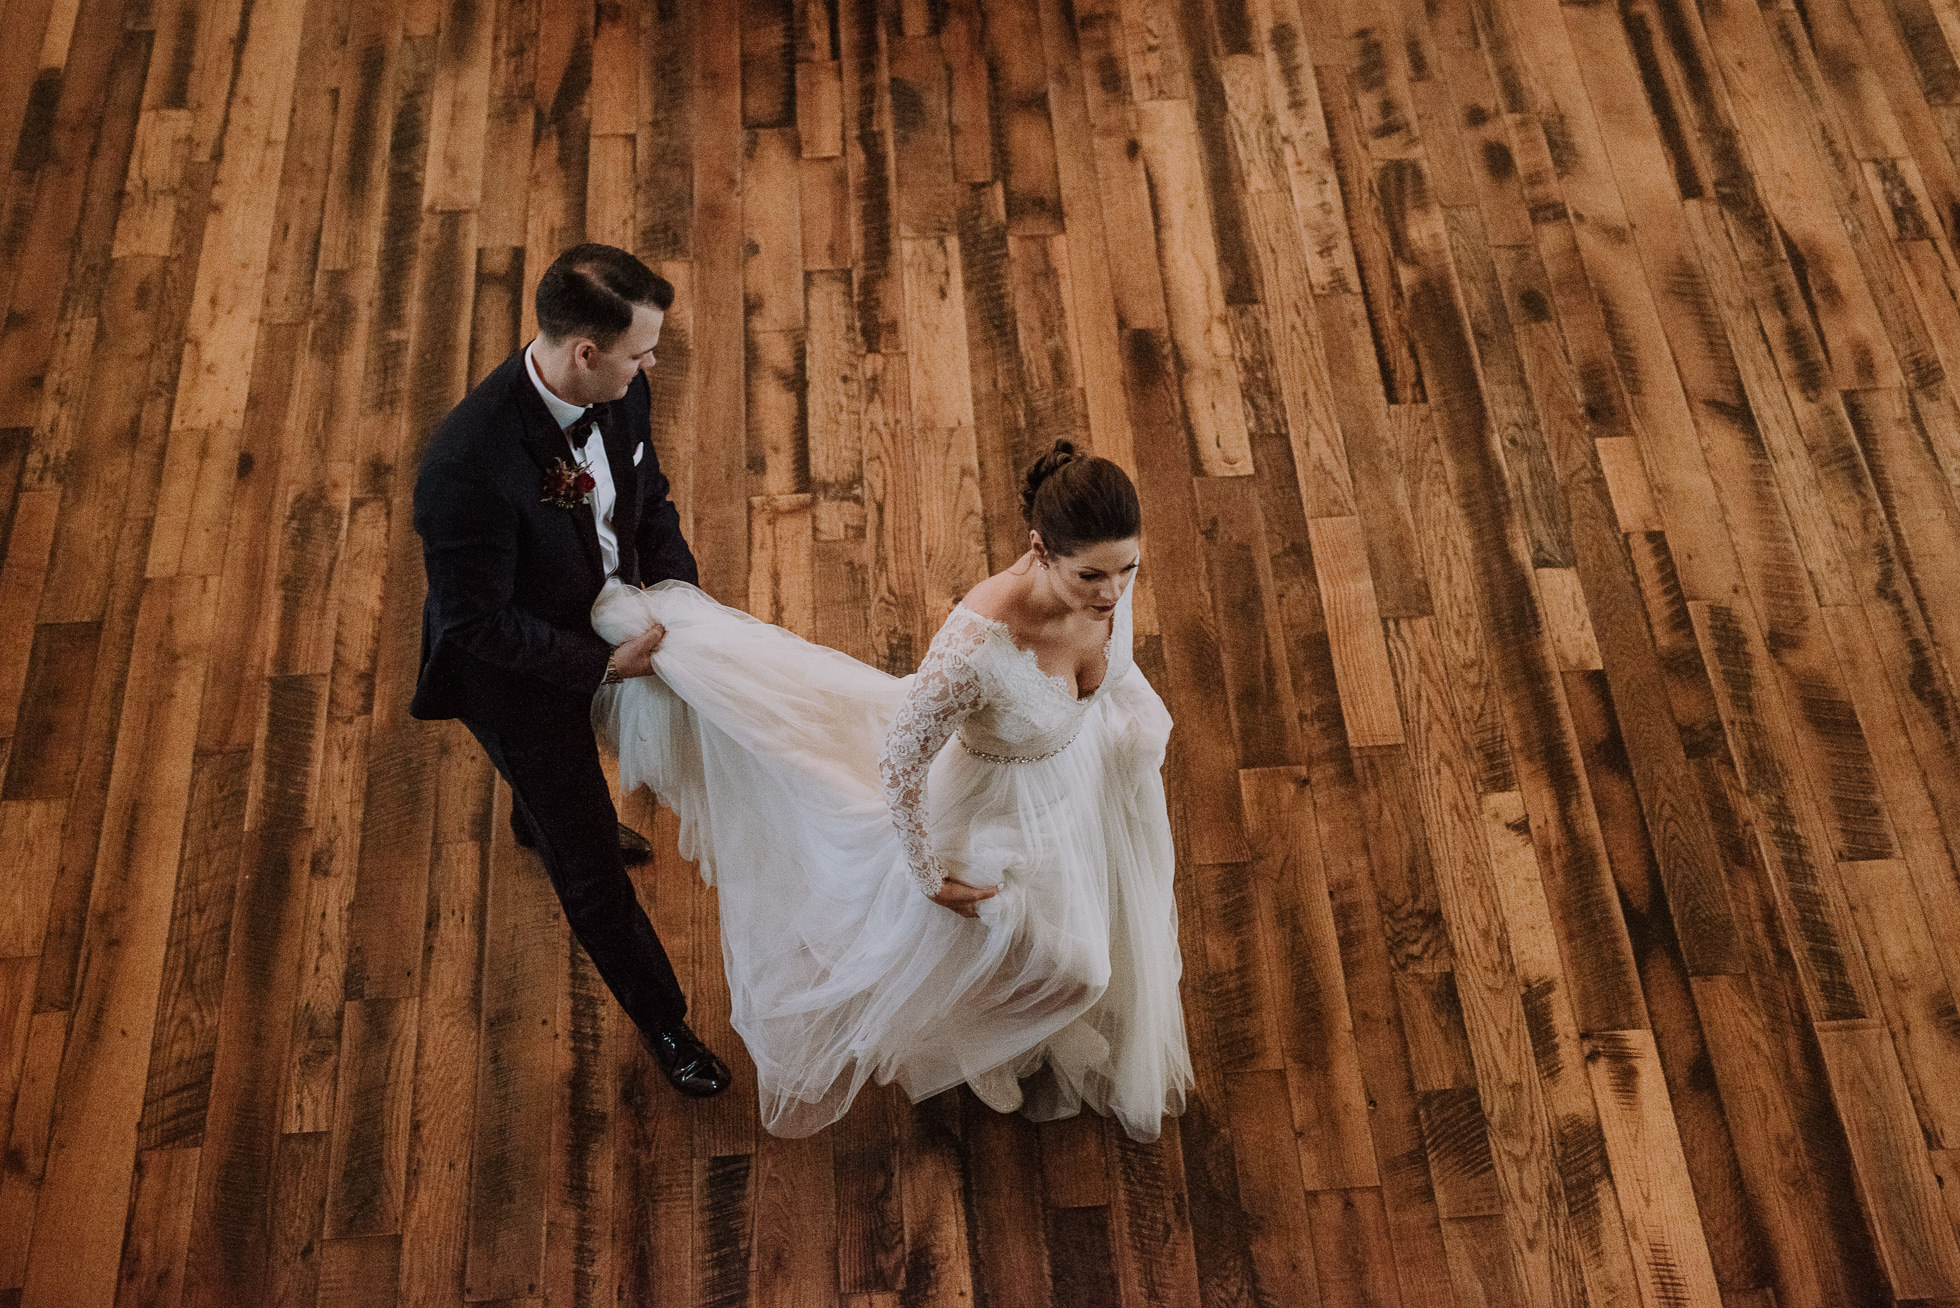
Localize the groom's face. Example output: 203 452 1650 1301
574 303 665 403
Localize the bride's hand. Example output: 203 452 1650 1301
610 621 667 678
928 877 999 918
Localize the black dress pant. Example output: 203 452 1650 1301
461 687 687 1036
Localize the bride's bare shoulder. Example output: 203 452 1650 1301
958 560 1034 623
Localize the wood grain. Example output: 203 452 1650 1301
5 0 1960 1302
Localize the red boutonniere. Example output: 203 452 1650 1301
541 455 596 509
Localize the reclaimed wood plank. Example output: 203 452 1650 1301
744 0 795 130
1316 62 1424 405
178 825 313 1308
135 750 249 1150
144 0 310 579
1121 327 1248 862
1835 858 1960 1147
1401 402 1514 796
1305 516 1404 749
395 839 482 1308
267 1131 331 1308
691 0 749 605
1387 615 1643 1308
868 1085 949 1300
796 59 844 160
1195 477 1301 768
1305 1188 1407 1308
1817 603 1960 1020
1133 96 1252 476
636 0 691 260
0 503 60 745
899 234 988 621
953 182 1034 574
1694 766 1888 1308
1690 600 1879 1022
748 493 816 637
1107 1117 1204 1308
463 845 562 1300
1559 671 1774 1294
1242 199 1353 520
541 936 611 1308
0 1010 69 1289
1039 1113 1110 1210
833 1082 905 1294
315 1234 402 1308
751 1128 837 1306
0 800 63 961
111 1146 200 1308
19 573 218 1308
1031 0 1136 472
982 0 1063 233
960 1100 1047 1308
611 808 696 1308
1813 1021 1960 1298
1582 1029 1726 1306
746 125 808 335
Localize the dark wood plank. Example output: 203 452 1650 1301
136 750 250 1150
833 1082 906 1295
691 0 750 606
179 824 314 1308
2 623 101 801
266 1131 331 1308
540 930 612 1308
463 844 562 1300
396 840 483 1307
1194 476 1301 769
960 1097 1049 1308
1121 327 1248 863
110 1147 199 1308
981 0 1063 233
19 574 217 1306
1690 600 1878 1023
697 1152 754 1308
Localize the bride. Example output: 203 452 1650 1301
590 440 1191 1140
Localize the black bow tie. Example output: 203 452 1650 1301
565 408 597 444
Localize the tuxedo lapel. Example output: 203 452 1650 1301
512 365 605 579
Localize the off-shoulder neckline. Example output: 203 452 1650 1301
951 602 1118 703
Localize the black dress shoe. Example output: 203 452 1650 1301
642 1023 732 1098
509 813 653 865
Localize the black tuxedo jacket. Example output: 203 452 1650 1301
409 348 698 724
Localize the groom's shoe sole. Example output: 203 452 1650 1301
510 816 654 865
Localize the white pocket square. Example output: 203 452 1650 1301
633 442 645 466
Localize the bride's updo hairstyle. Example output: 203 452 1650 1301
1020 439 1141 559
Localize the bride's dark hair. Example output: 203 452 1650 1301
1020 439 1140 558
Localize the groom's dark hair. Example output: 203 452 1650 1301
536 244 675 348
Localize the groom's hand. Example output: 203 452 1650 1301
929 877 999 918
609 622 667 679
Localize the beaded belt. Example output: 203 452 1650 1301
958 730 1079 764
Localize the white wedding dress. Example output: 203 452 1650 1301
590 574 1191 1140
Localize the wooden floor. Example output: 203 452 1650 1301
10 0 1960 1303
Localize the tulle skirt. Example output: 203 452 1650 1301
591 580 1190 1140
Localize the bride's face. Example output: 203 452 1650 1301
1040 536 1139 617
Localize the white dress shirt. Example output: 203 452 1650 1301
525 340 621 578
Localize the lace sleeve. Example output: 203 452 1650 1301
879 612 989 896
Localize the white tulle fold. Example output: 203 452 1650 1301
591 579 1190 1140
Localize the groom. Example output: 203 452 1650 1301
410 243 730 1098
